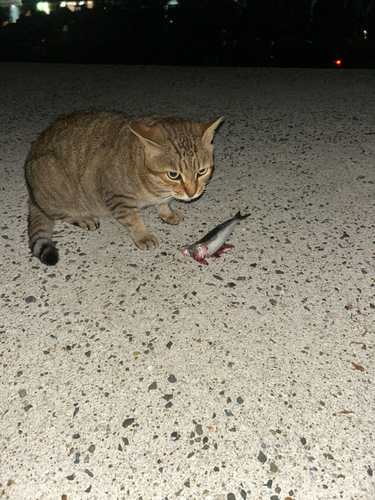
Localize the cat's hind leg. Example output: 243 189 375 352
28 198 59 265
63 216 100 230
156 203 184 225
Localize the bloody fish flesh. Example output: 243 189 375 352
178 211 250 265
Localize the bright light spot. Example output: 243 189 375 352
9 4 20 23
65 2 77 12
363 29 368 39
164 0 179 9
334 60 341 67
36 2 50 14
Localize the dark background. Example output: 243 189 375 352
0 0 374 67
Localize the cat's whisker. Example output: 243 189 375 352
205 175 225 190
155 192 174 204
207 174 224 184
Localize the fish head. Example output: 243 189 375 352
178 246 192 256
178 244 209 265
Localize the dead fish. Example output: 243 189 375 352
178 211 250 265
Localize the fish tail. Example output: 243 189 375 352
234 211 251 220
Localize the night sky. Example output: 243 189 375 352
0 0 374 67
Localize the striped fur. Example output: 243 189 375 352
24 110 222 265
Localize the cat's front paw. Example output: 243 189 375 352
162 210 184 225
134 234 159 250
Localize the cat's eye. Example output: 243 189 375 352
167 172 181 180
197 168 208 176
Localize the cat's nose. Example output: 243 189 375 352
185 182 196 198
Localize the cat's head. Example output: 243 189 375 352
129 116 223 201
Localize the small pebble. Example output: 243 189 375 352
25 296 37 303
270 463 278 472
122 418 135 428
257 451 267 463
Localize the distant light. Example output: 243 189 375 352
363 29 368 39
64 2 76 12
36 2 50 14
164 0 179 10
334 59 341 67
9 4 20 23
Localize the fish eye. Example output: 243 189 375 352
167 171 181 180
197 168 208 176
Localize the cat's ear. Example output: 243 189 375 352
129 122 163 157
200 116 224 144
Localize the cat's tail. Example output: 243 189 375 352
28 198 59 265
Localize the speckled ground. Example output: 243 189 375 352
0 63 374 500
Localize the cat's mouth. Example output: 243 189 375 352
174 191 203 202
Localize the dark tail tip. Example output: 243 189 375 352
235 211 251 220
40 244 59 266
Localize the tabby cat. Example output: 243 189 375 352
25 110 222 265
